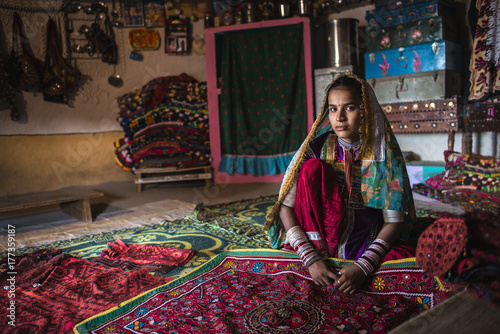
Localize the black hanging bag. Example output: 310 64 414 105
40 18 81 98
7 12 44 91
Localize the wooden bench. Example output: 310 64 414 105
0 188 104 223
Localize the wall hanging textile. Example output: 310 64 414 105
74 249 453 334
0 67 17 121
468 0 500 101
7 12 43 91
218 23 308 176
41 18 81 98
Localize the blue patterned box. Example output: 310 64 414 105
366 17 458 52
364 40 461 79
366 0 455 32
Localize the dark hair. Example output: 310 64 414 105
328 75 363 98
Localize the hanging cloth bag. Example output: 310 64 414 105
41 18 81 96
7 12 44 91
0 26 18 121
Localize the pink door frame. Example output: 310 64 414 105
205 17 314 184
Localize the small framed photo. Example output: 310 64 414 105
167 36 177 52
122 0 144 27
176 37 187 52
144 0 165 27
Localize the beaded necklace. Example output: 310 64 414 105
338 138 361 196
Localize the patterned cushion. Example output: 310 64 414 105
416 214 468 277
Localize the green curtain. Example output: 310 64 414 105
218 23 308 175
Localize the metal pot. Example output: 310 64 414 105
108 74 123 87
314 17 360 68
298 0 311 16
278 2 290 18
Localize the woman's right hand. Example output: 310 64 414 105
308 260 340 286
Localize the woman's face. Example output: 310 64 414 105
327 87 362 144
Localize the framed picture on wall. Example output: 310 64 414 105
144 0 166 27
122 0 144 27
165 18 191 55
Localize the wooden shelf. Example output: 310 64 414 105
134 166 212 192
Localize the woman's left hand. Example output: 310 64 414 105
335 264 366 294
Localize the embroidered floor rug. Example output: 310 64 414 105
75 249 453 334
6 196 277 278
0 249 173 334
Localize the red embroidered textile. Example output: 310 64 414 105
416 210 500 305
416 214 468 277
75 250 454 334
294 158 344 257
0 249 171 334
142 73 198 110
101 238 194 266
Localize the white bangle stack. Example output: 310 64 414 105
286 226 322 267
354 238 390 276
